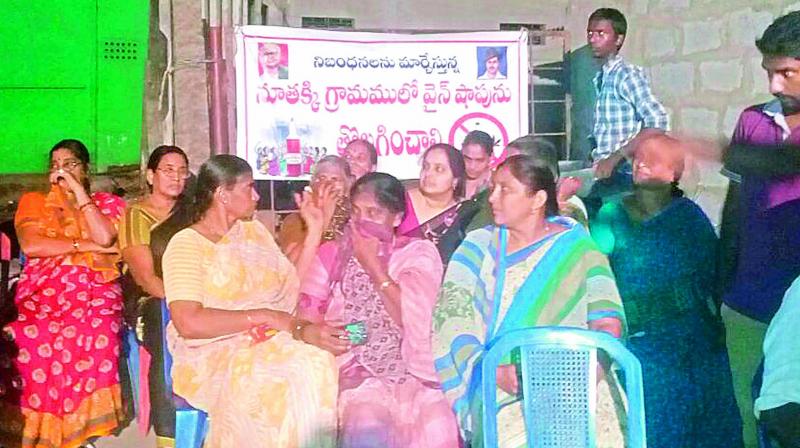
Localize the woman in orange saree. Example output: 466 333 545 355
0 140 126 448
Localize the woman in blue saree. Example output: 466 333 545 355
432 154 627 447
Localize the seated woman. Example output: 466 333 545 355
0 139 126 448
161 155 337 448
397 143 479 263
591 135 742 448
118 145 189 446
298 172 459 448
277 155 351 260
433 154 626 448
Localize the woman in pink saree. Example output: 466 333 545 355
298 172 459 448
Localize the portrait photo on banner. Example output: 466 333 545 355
476 46 507 80
258 41 289 80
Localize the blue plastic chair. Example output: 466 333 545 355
481 327 647 448
160 300 209 448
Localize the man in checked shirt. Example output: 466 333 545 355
584 8 670 217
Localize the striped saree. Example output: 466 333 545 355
432 218 627 447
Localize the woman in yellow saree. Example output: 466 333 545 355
161 155 338 447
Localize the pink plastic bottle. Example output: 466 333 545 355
285 119 302 177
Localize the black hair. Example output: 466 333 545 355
589 8 628 37
147 145 189 171
496 154 559 217
461 130 495 157
146 145 189 192
165 154 252 231
756 11 800 59
350 172 407 219
346 139 379 166
50 139 91 191
506 135 560 178
150 174 197 279
633 135 686 198
422 143 467 199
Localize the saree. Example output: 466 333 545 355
299 235 459 448
117 202 175 444
592 198 742 448
0 189 126 448
162 220 337 448
397 192 480 264
432 218 627 447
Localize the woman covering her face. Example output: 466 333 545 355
0 139 127 448
297 172 459 448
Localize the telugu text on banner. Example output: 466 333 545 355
235 26 529 180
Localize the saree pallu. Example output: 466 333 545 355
397 192 481 264
432 218 627 447
0 191 126 448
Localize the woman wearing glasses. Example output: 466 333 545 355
118 145 190 447
0 139 127 448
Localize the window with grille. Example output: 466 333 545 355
301 17 355 29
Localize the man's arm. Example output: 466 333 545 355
723 143 800 178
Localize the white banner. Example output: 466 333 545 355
235 26 529 180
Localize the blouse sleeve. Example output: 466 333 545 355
276 212 305 251
92 192 126 224
163 229 204 305
297 241 337 323
391 239 444 381
14 192 46 231
118 205 152 251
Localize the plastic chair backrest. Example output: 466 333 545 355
481 326 646 448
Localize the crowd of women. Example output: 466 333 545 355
0 132 743 448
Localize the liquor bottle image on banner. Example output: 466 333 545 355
285 119 302 177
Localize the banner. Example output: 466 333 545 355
235 26 529 180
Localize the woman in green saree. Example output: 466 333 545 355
432 154 627 447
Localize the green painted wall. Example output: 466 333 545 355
0 0 149 174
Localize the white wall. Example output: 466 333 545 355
283 0 569 31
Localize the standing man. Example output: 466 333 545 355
584 8 669 216
461 130 495 198
719 11 800 448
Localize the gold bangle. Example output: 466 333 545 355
79 202 96 212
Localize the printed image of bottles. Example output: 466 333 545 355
285 118 302 177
